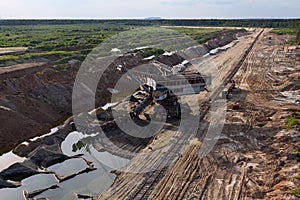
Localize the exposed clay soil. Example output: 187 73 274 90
0 63 79 148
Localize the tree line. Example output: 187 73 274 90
0 19 299 28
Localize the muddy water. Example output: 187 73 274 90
0 130 130 200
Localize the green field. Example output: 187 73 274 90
0 24 130 65
0 24 128 49
270 28 297 35
168 27 226 44
271 26 300 44
0 24 228 65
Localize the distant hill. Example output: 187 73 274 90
144 17 163 20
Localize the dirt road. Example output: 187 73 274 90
155 30 300 200
97 29 300 200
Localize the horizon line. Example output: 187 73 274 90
1 17 299 20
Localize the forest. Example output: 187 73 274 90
0 19 299 28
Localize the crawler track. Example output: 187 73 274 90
212 29 264 100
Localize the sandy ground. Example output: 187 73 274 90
0 62 47 75
97 29 300 199
0 47 27 55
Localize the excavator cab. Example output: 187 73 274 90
152 87 169 101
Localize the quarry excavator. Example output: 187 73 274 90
118 60 210 120
128 83 181 119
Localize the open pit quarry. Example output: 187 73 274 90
0 28 299 200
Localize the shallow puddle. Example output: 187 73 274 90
0 129 130 199
48 158 89 178
0 174 58 199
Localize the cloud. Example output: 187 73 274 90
160 0 239 6
160 0 197 6
202 0 239 5
0 0 299 19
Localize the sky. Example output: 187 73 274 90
0 0 299 19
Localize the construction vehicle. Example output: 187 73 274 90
129 84 181 119
118 60 210 120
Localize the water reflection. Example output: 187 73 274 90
33 131 130 199
35 167 114 200
61 131 130 170
0 129 130 199
0 174 58 200
48 158 89 178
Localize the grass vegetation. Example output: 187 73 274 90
0 55 19 62
285 112 300 198
282 112 300 130
287 112 300 128
270 28 297 35
168 27 225 44
0 24 130 65
294 173 300 197
293 188 300 197
271 22 300 44
139 48 165 58
0 24 127 49
0 24 227 66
